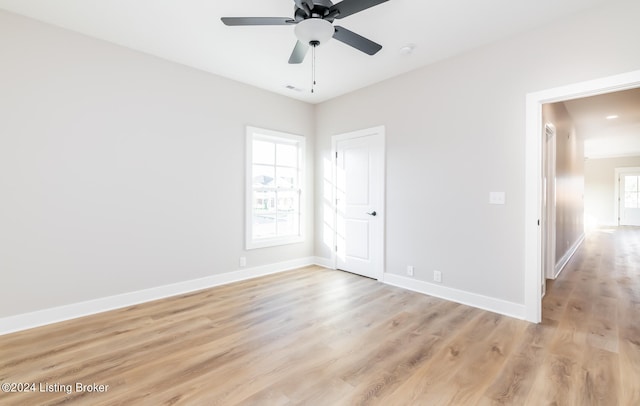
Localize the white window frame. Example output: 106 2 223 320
614 167 640 225
246 126 305 249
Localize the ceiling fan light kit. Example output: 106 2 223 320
294 18 334 45
222 0 389 93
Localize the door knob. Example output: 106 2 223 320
366 211 377 216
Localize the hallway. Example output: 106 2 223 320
534 226 640 404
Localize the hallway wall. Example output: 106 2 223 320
543 102 585 267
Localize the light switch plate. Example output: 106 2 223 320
489 192 506 205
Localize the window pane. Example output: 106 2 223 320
253 140 275 165
625 176 638 192
276 211 299 236
276 167 297 188
253 190 276 213
253 165 275 187
253 213 276 238
277 190 299 212
625 192 638 209
276 143 298 167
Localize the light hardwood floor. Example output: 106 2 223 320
1 227 639 405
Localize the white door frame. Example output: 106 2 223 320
542 123 557 295
525 69 640 323
331 126 385 280
615 167 640 225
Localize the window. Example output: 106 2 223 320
624 175 640 208
246 126 305 249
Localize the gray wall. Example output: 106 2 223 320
585 156 640 226
2 0 640 320
0 11 315 318
315 0 640 305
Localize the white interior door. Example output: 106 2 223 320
620 173 640 226
334 127 384 280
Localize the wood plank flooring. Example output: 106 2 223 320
1 227 639 405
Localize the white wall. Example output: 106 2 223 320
0 11 314 318
315 0 640 306
585 156 640 226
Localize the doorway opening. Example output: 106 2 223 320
525 69 640 323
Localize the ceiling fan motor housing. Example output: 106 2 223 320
294 0 337 22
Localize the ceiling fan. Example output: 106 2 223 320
221 0 389 64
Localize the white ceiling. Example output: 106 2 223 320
0 0 613 103
563 87 640 159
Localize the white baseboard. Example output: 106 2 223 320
383 273 526 320
313 256 334 269
1 257 529 335
554 233 585 279
0 257 317 336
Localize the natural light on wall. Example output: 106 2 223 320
323 157 335 252
584 213 599 232
246 126 305 249
335 162 346 262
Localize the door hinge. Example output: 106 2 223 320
335 151 338 159
335 245 338 252
537 219 540 226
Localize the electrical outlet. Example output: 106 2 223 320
434 270 442 283
239 257 247 267
489 192 506 205
407 265 414 277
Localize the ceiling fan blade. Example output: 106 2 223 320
333 26 382 55
288 41 309 64
221 17 295 26
329 0 388 19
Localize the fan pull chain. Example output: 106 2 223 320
310 41 319 94
312 45 315 93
